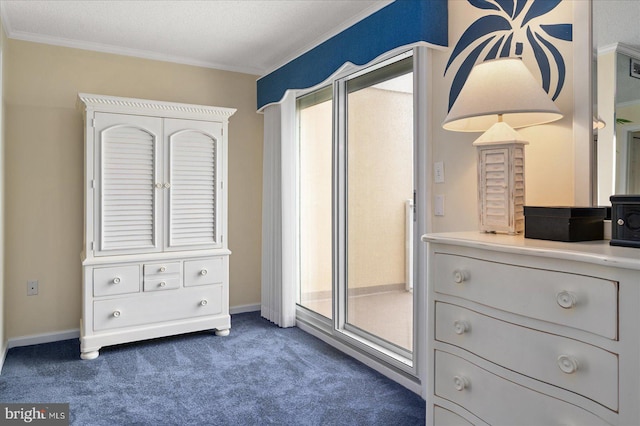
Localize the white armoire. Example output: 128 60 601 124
77 93 236 360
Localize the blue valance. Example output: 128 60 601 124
257 0 448 110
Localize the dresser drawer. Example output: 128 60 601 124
144 262 180 276
93 265 140 297
436 302 618 410
435 351 610 425
433 406 473 426
184 257 225 287
434 253 618 339
143 277 180 292
93 285 223 331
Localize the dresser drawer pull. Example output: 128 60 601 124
556 291 576 309
453 320 470 335
159 281 166 288
200 299 208 306
453 375 470 391
112 277 121 284
112 310 121 318
557 355 579 374
159 266 166 273
453 270 468 283
200 268 208 276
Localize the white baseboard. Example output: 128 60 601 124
7 329 80 349
0 341 7 374
4 304 261 351
229 303 261 314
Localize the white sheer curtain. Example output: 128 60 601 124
261 93 297 328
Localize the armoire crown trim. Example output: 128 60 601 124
77 93 237 121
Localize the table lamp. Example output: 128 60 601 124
443 58 563 234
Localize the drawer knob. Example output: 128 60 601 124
113 310 121 318
453 320 470 335
453 375 469 391
155 183 163 189
159 281 166 288
160 266 166 273
112 277 121 284
618 218 625 226
164 182 171 189
453 270 468 283
557 355 579 374
200 299 208 306
200 268 208 276
556 291 576 309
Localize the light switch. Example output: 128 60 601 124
435 195 445 216
434 161 445 183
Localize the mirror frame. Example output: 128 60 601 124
574 1 593 205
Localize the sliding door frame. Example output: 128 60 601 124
295 45 432 395
335 50 414 363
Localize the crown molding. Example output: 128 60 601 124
599 42 640 60
77 93 237 121
6 29 265 76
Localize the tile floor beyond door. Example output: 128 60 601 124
302 289 413 351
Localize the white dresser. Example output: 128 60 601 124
78 94 236 360
423 232 640 426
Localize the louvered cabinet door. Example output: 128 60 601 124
164 118 223 250
95 113 163 255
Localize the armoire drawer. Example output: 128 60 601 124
435 302 618 410
435 351 610 426
93 265 140 297
433 253 618 339
143 277 180 292
184 257 224 287
93 285 223 331
144 262 180 276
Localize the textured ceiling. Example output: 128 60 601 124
593 0 640 51
0 0 389 76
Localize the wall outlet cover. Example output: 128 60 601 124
27 280 38 296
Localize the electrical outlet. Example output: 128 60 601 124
27 280 38 296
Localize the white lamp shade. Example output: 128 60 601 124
443 58 563 132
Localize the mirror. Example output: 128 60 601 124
593 0 640 205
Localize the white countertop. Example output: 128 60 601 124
422 232 640 271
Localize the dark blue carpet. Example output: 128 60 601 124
0 312 425 425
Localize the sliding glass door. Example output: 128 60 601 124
344 57 414 354
297 51 416 366
298 87 333 319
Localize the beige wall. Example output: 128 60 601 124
431 0 578 232
347 88 413 289
0 18 6 353
4 39 263 339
